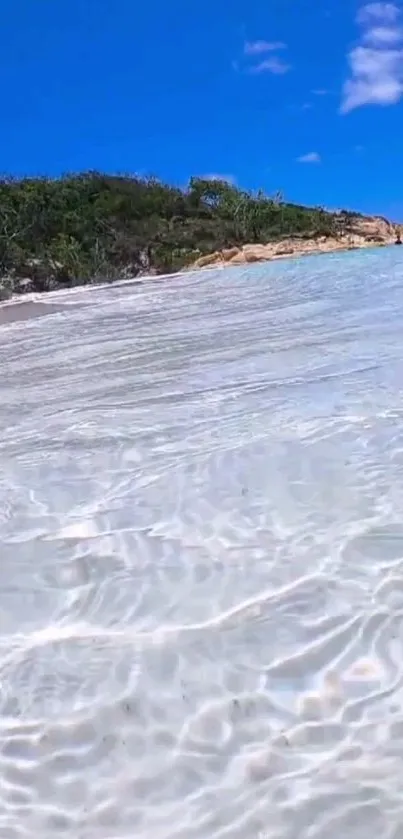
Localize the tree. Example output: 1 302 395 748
0 172 361 295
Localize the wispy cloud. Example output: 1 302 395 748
341 2 403 113
364 24 402 42
244 40 286 55
200 174 236 184
357 2 400 23
249 55 291 74
297 152 321 163
241 38 290 75
312 88 329 95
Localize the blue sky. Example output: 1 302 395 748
2 0 403 216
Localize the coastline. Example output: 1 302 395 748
1 173 400 303
188 231 399 272
0 229 400 322
0 267 213 324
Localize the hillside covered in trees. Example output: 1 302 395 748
0 172 384 297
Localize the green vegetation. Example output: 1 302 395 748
0 172 363 298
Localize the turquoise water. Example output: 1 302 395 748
0 247 403 837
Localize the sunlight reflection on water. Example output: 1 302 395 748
1 248 403 837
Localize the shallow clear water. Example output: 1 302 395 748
1 248 403 838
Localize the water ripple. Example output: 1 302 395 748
1 248 403 837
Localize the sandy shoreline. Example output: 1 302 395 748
0 268 214 325
0 235 398 327
190 234 398 272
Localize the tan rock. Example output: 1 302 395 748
221 247 240 261
189 213 400 273
273 245 295 256
193 251 222 269
228 251 250 265
242 244 271 261
244 250 264 263
355 216 392 238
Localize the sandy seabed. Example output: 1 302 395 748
0 248 403 838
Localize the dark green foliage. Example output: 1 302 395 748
0 172 356 295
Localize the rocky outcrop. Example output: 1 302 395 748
190 215 401 272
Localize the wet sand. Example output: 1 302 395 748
0 300 73 325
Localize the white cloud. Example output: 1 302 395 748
244 40 286 55
249 56 291 74
297 152 321 163
242 38 290 75
357 2 400 23
364 24 403 42
341 45 403 112
341 2 403 112
200 174 236 184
